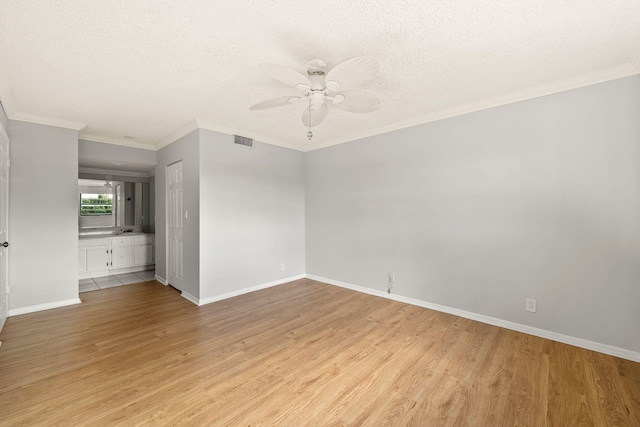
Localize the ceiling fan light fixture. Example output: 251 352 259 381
250 56 381 140
325 81 340 92
332 94 345 104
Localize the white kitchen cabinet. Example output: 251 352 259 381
134 235 154 266
134 244 153 265
79 234 155 279
110 236 135 269
87 248 109 271
79 238 109 279
112 245 135 269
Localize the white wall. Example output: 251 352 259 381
9 120 79 312
155 130 200 298
198 131 305 299
305 75 640 354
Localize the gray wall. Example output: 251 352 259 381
9 121 79 310
78 139 156 174
305 75 640 353
155 130 200 298
199 131 305 299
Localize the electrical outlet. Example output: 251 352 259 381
280 263 285 271
525 298 537 313
388 273 395 283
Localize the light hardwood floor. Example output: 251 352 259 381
0 278 638 426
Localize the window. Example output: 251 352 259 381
80 193 113 216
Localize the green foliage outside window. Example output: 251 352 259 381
80 193 113 216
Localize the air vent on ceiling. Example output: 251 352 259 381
234 135 253 148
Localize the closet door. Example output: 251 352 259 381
167 161 184 291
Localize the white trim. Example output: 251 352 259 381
181 291 199 305
9 112 86 132
182 274 306 306
155 274 168 285
306 274 640 363
9 298 82 317
154 119 199 150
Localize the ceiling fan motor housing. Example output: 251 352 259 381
306 59 327 76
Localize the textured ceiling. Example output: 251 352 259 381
0 1 639 153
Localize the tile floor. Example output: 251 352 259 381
79 270 156 293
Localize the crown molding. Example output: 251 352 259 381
10 111 86 132
300 63 640 152
153 119 200 150
80 133 156 151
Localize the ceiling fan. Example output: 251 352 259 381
249 56 381 140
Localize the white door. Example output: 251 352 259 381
0 125 9 332
167 161 184 291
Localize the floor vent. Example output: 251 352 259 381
234 135 253 148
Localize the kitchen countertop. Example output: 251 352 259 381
79 232 153 239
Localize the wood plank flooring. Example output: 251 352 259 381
0 278 638 426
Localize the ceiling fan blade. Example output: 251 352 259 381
302 104 328 127
333 90 380 113
325 56 379 89
261 63 312 88
249 96 297 111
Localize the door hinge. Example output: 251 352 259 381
7 158 10 168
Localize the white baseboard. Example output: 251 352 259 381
306 274 640 363
181 291 199 305
155 274 168 285
182 274 306 306
9 298 82 317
